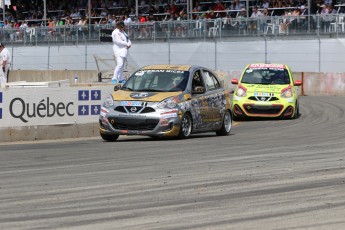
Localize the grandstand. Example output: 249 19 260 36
0 0 344 46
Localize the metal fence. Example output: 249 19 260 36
1 14 345 46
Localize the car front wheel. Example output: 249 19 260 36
100 132 119 142
216 110 232 136
292 101 299 119
178 113 192 139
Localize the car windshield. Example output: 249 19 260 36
241 68 291 85
123 69 190 92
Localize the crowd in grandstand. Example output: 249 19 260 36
1 0 344 26
0 0 344 41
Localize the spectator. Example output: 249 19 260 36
289 7 301 33
167 2 178 15
175 10 188 37
229 0 245 18
280 9 291 34
124 14 132 25
249 6 262 34
261 0 270 9
299 5 309 31
138 15 148 38
272 0 282 8
18 20 29 41
64 16 75 39
328 4 337 14
124 14 135 38
192 1 203 19
107 14 116 25
213 0 226 18
77 16 88 38
236 8 247 34
260 8 270 33
0 43 11 84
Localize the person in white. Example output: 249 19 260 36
111 21 131 84
0 43 11 84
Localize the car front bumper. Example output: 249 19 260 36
99 108 182 137
232 95 296 118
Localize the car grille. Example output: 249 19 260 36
243 104 283 115
114 106 156 114
248 96 279 102
108 117 159 131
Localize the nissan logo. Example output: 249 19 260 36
130 107 137 113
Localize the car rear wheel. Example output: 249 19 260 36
100 132 119 142
178 113 192 139
216 110 232 136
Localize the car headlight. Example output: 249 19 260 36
157 97 178 109
281 88 293 98
235 87 247 97
103 94 114 108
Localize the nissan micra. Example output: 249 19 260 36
99 64 232 141
231 63 302 120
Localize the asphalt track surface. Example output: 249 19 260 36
0 96 345 230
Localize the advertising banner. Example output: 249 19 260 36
100 29 113 43
0 86 114 128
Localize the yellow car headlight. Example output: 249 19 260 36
236 87 247 97
281 88 293 98
157 97 178 109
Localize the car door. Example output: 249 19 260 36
189 68 223 132
201 69 224 128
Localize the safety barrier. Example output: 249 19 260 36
1 71 344 142
0 81 115 142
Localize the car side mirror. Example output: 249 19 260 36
294 80 302 86
114 85 121 91
231 78 239 84
192 86 205 94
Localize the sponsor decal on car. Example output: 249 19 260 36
100 107 109 117
254 92 275 97
118 114 147 118
120 101 142 106
249 64 285 70
129 92 157 99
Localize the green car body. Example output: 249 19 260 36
231 63 302 120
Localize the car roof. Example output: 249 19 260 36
141 64 192 71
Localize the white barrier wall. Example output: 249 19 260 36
10 39 345 73
0 83 115 142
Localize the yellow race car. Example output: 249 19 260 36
231 63 302 120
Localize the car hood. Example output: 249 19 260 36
112 90 182 102
242 83 290 94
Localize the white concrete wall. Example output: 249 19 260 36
11 39 345 73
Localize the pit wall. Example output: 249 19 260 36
9 70 99 83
